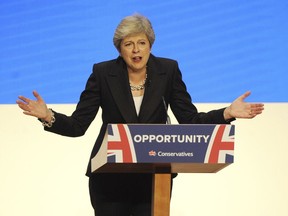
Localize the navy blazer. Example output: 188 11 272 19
45 54 228 176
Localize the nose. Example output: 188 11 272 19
132 44 140 53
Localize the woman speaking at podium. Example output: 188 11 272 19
17 14 264 216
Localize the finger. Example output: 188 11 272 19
16 99 26 105
251 103 264 107
251 103 265 112
23 111 37 117
256 103 265 109
32 90 43 102
255 108 263 114
17 95 31 104
249 105 264 117
17 103 30 112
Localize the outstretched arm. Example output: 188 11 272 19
224 91 264 120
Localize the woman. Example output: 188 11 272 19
17 14 264 216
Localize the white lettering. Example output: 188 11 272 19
134 135 142 143
133 134 210 144
203 135 210 143
157 151 194 157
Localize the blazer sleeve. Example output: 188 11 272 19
169 61 233 124
44 66 101 137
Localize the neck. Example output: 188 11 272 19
128 68 147 84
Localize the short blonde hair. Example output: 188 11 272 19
113 14 155 52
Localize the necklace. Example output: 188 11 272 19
130 74 147 91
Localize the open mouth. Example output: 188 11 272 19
132 56 142 62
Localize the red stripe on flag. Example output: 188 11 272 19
209 125 234 163
108 124 133 162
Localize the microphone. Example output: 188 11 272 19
162 96 171 125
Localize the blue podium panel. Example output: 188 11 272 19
92 124 235 173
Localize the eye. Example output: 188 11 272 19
124 42 132 47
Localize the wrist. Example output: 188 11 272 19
40 108 55 127
42 108 52 122
224 106 233 120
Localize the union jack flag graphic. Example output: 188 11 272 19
204 125 234 163
107 124 137 163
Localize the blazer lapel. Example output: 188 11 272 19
138 55 166 122
106 57 139 123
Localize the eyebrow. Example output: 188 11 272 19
123 39 148 44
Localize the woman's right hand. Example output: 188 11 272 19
16 90 52 122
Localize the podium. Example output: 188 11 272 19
91 124 235 215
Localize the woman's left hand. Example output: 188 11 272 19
224 91 264 120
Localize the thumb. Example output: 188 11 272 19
239 91 251 101
32 90 44 102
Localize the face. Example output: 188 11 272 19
120 33 151 73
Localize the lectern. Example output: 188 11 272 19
91 124 235 216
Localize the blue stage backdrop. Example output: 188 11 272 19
1 0 287 104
